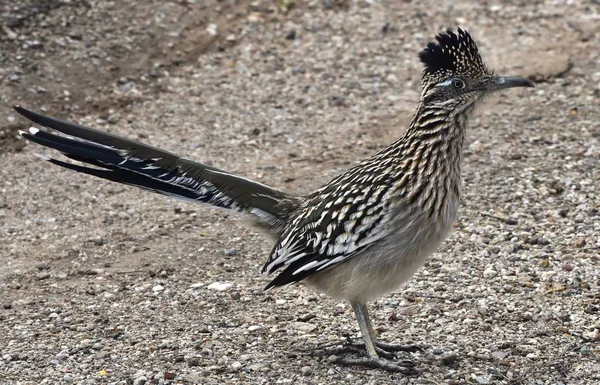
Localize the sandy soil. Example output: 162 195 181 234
1 1 599 384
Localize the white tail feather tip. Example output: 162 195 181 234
29 127 39 135
33 153 51 161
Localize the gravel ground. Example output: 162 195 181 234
1 1 599 384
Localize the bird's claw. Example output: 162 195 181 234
372 341 424 353
329 355 418 375
313 343 397 359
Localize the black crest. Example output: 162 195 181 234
419 28 486 77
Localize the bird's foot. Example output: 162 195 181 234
344 337 423 356
329 354 418 375
313 337 422 359
314 340 397 359
312 338 421 373
371 340 423 353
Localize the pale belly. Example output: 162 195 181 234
306 198 459 303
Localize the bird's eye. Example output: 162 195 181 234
452 78 465 89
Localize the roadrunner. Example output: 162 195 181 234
15 29 533 373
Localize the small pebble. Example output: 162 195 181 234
292 321 317 333
188 357 201 367
107 114 121 124
207 282 233 291
300 366 313 375
442 353 458 365
285 30 296 40
574 238 586 248
163 372 177 380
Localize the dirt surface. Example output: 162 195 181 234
1 1 599 384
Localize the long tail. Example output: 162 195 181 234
15 106 298 232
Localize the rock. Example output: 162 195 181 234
491 350 509 360
186 373 202 383
297 314 316 322
574 239 586 248
442 353 458 365
207 282 233 291
562 264 573 272
107 114 120 124
3 303 12 309
206 24 218 36
473 374 491 384
483 268 497 278
504 216 519 225
163 372 177 380
248 325 262 332
231 361 242 370
223 249 238 256
79 339 94 348
188 357 201 367
152 285 164 292
292 321 317 333
300 366 313 375
133 376 147 385
285 30 296 40
583 330 599 341
36 271 50 280
9 74 20 82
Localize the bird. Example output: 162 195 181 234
14 28 533 373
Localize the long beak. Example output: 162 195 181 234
487 76 535 91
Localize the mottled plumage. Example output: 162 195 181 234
15 28 533 372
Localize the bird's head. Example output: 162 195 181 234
418 28 534 112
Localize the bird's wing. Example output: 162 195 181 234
262 172 395 289
15 106 298 231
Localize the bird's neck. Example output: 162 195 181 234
382 103 474 210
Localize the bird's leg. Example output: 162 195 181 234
329 302 417 374
353 301 378 358
344 303 422 354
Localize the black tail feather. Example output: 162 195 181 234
45 158 213 203
15 106 299 231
